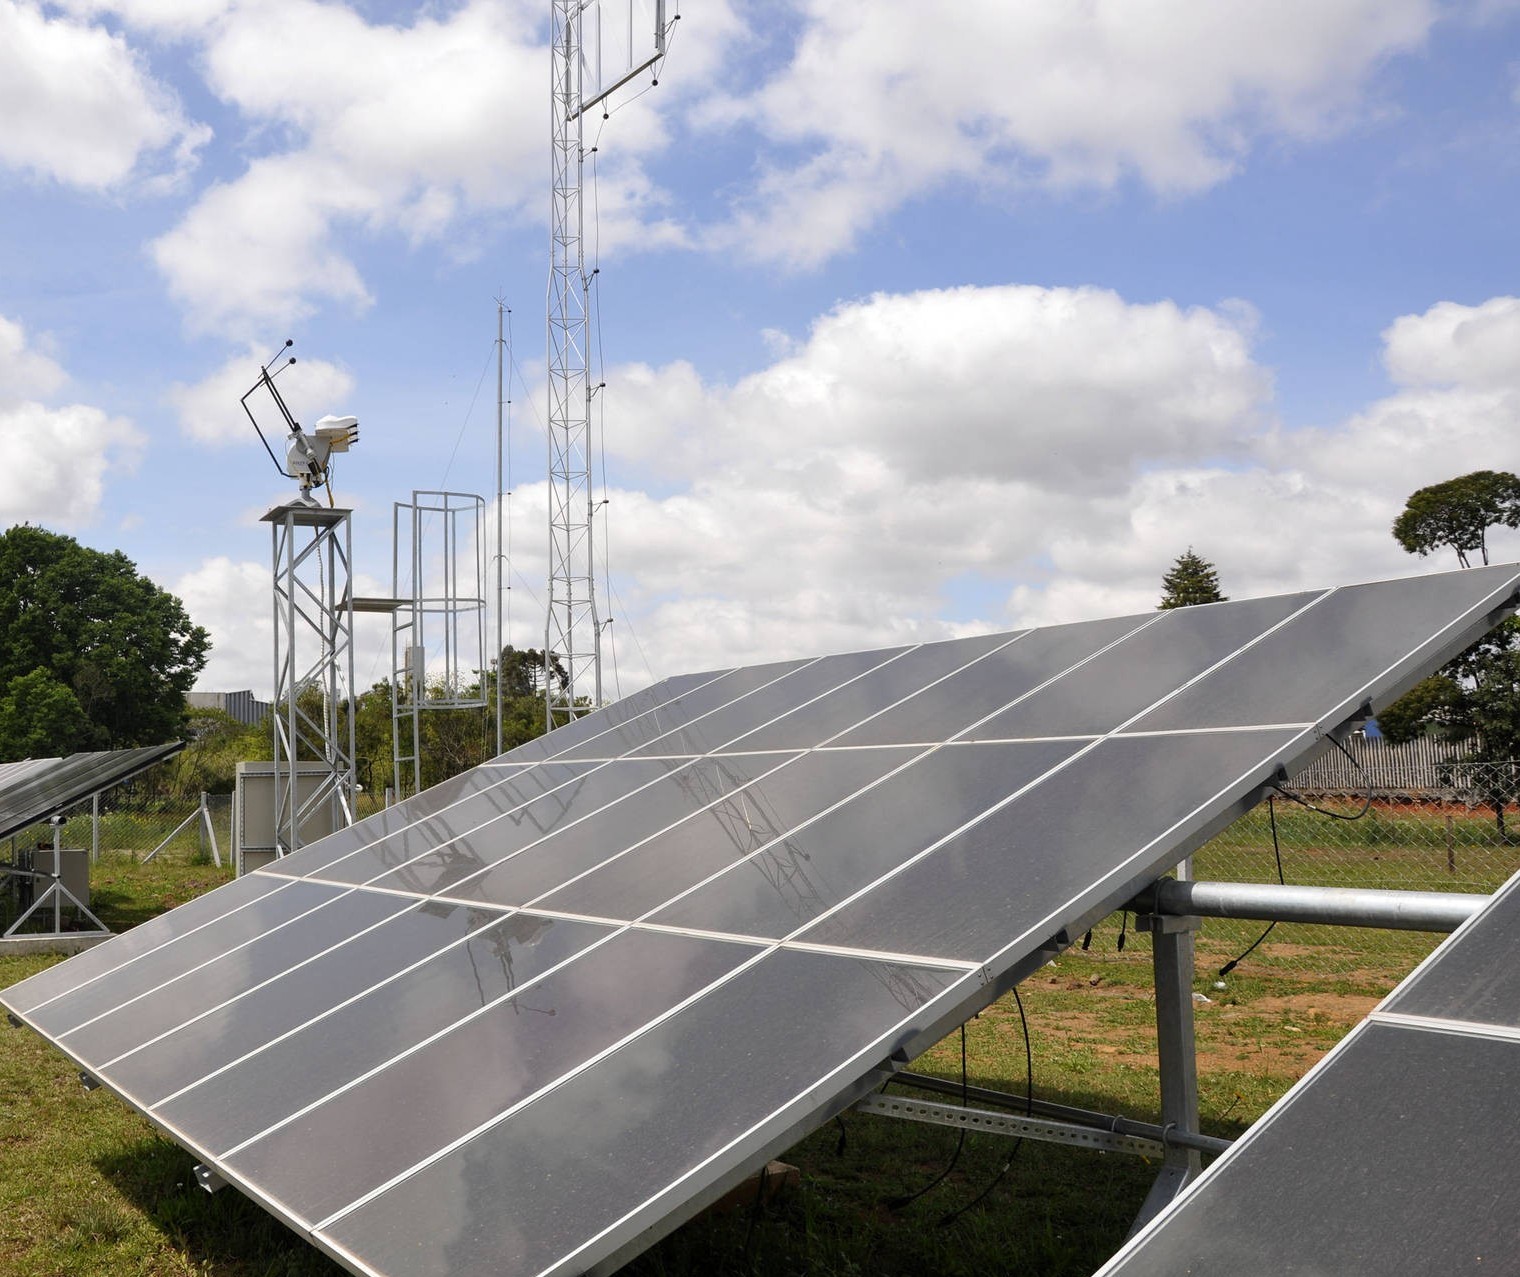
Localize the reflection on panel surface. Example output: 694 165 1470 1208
156 912 614 1154
831 613 1148 747
651 740 1082 940
1131 565 1520 732
374 753 798 904
313 761 682 888
498 669 729 763
1104 1023 1520 1275
554 658 814 761
1 871 287 1015
718 631 1017 754
321 949 961 1276
805 729 1303 962
625 645 909 758
109 899 516 1105
286 762 606 879
30 881 349 1038
479 747 911 918
230 930 759 1226
60 889 415 1067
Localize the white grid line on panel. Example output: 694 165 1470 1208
54 883 367 1043
10 875 291 1018
144 905 561 1110
98 895 421 1071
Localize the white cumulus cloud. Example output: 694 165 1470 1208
704 0 1437 266
168 345 357 447
0 0 208 189
573 286 1520 682
0 313 142 528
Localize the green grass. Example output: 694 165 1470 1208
0 833 1453 1277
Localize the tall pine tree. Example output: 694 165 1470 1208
1158 549 1227 609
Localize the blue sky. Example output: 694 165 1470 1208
4 0 1520 699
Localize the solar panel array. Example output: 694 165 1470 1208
0 743 184 841
4 566 1517 1277
1100 862 1520 1274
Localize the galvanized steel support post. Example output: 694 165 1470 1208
1131 907 1203 1233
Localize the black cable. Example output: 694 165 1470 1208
885 1025 968 1210
1268 734 1373 820
1116 910 1129 951
740 1160 771 1263
1219 795 1285 977
833 1115 848 1156
938 988 1033 1227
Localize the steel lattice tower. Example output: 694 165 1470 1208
545 0 603 727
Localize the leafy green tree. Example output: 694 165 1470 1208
1391 470 1520 568
1158 549 1227 609
0 669 90 758
0 525 209 757
156 707 271 801
1380 472 1520 834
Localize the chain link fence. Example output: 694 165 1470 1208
3 788 236 869
1074 745 1520 991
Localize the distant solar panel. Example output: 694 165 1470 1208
4 566 1518 1277
0 743 185 841
1098 865 1520 1276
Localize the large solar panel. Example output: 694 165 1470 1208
1099 863 1520 1274
0 742 184 841
4 566 1518 1277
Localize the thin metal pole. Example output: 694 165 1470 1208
495 300 505 757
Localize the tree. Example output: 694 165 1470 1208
0 525 209 757
1158 549 1227 609
1391 470 1520 568
0 669 90 759
1380 472 1520 836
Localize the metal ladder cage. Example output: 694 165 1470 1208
391 491 489 801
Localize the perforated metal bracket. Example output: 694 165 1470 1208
855 1093 1166 1158
194 1163 228 1194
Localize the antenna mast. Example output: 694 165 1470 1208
545 0 664 728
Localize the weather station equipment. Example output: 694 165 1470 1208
544 0 668 727
240 340 361 860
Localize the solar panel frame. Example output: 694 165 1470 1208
5 565 1520 1277
1095 863 1520 1275
0 742 185 840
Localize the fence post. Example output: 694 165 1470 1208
1446 814 1455 875
91 791 100 863
200 792 222 869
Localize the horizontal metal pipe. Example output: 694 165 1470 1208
1136 879 1486 933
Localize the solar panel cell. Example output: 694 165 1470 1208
107 899 530 1104
368 752 802 903
804 728 1304 963
830 612 1150 748
651 739 1084 941
226 929 760 1228
321 948 963 1277
531 746 922 920
155 909 613 1153
715 630 1019 754
1102 1021 1520 1275
27 880 349 1037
